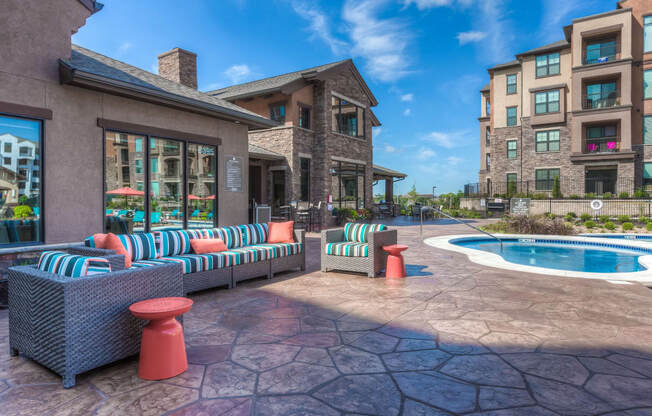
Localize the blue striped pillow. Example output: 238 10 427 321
157 230 201 257
238 223 269 245
117 233 158 261
204 226 242 249
344 223 388 243
38 251 111 277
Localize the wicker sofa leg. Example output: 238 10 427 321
10 347 18 356
63 373 76 389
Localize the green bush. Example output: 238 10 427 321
580 213 591 222
602 192 612 199
12 205 32 219
598 215 610 223
545 212 556 219
552 176 562 199
647 222 652 232
568 194 581 199
584 220 596 229
622 222 634 231
585 192 595 199
566 212 577 218
481 214 575 235
634 188 649 198
532 193 548 200
605 221 616 230
618 192 630 199
617 215 631 223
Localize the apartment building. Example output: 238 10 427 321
478 0 652 197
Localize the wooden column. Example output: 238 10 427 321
385 178 393 202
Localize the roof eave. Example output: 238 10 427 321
369 109 381 127
516 44 570 59
59 61 278 129
249 151 284 161
310 60 378 107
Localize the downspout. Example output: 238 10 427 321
519 61 523 189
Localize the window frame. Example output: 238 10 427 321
486 153 491 171
269 101 286 124
330 160 366 209
644 115 652 145
506 74 517 95
645 15 652 53
331 94 366 140
535 168 560 191
584 37 617 65
299 157 311 201
644 161 652 187
0 112 45 247
506 106 517 126
644 70 652 100
535 52 561 78
506 140 517 159
485 127 490 146
298 103 311 130
535 130 560 153
534 90 560 115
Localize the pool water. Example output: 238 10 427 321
453 238 648 273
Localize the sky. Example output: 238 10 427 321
72 0 615 195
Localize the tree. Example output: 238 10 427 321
552 176 562 199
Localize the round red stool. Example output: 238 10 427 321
129 297 193 380
383 244 408 278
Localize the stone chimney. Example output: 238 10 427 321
157 48 197 89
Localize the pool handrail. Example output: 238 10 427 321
424 206 503 252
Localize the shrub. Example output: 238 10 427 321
602 192 612 199
618 192 630 199
585 192 595 199
545 212 556 219
580 213 591 222
12 205 32 219
566 212 577 218
481 214 575 235
584 220 596 229
605 221 616 230
617 215 631 223
552 176 562 199
647 222 652 232
598 215 610 223
532 193 548 200
568 194 581 199
622 222 634 231
634 188 649 198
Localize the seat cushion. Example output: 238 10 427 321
157 229 202 257
204 226 243 249
38 251 111 277
324 242 369 257
238 223 269 245
132 253 217 274
252 243 303 259
344 223 387 243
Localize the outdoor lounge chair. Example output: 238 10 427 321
151 211 162 224
190 209 200 218
169 209 179 218
117 209 129 217
132 210 145 223
105 209 113 215
321 222 397 277
206 211 213 221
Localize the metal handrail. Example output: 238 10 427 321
421 205 503 251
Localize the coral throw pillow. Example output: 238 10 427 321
92 233 109 248
267 221 295 243
104 233 131 268
191 238 227 254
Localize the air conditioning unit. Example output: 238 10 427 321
255 205 271 223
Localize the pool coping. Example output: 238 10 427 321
424 234 652 284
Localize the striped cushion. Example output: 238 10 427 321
84 236 95 247
325 242 369 257
344 223 387 243
132 254 215 274
117 233 158 261
238 223 269 245
156 229 202 257
252 243 303 259
204 226 243 249
38 251 111 277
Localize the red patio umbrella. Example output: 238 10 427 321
204 195 215 200
187 194 202 200
107 186 145 208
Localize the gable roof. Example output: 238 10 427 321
488 60 520 72
207 59 378 106
59 45 278 129
516 39 570 58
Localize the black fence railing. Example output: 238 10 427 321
465 177 640 199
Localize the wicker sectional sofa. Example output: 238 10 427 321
74 224 306 293
321 223 397 277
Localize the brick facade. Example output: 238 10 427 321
157 48 197 89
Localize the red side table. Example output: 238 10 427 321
383 244 408 278
129 297 193 380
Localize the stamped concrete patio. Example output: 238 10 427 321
2 219 652 415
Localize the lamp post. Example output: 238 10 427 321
432 186 436 205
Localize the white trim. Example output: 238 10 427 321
331 156 367 165
298 153 312 159
425 234 652 284
331 91 366 108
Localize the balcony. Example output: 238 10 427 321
582 95 620 110
585 138 618 154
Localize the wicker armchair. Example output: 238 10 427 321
8 261 183 388
321 227 397 277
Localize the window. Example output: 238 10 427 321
535 90 560 114
586 125 617 153
299 157 311 201
135 138 143 152
585 81 617 109
646 16 652 53
535 168 560 191
0 114 42 245
331 95 366 139
486 153 491 171
331 160 365 209
486 98 491 116
104 131 218 233
485 127 490 146
536 130 560 152
585 38 617 64
506 106 517 126
506 74 517 94
645 70 652 99
19 147 31 157
644 162 652 187
270 103 286 123
120 148 129 163
644 116 652 144
298 104 311 129
507 140 517 159
536 52 560 77
506 173 517 194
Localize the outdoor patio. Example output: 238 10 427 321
1 220 652 415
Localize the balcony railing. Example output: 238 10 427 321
585 138 619 154
583 54 617 65
582 96 619 110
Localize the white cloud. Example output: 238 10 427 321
149 60 158 74
384 144 398 153
224 64 255 84
403 108 412 116
456 31 487 45
477 0 515 64
416 146 436 160
289 0 348 54
403 0 473 10
400 93 414 102
373 127 382 138
447 156 463 165
538 0 581 43
117 42 132 54
424 130 470 149
342 0 412 82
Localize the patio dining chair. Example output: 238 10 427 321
105 209 113 216
190 209 200 218
33 207 40 217
206 211 213 221
132 211 145 223
169 209 179 218
117 210 129 217
151 212 161 224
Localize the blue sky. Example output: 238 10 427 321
73 0 614 195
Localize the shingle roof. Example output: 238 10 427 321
480 84 490 92
488 60 520 71
62 45 277 128
207 60 350 100
373 164 407 179
517 39 570 57
248 144 284 160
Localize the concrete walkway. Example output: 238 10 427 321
1 219 652 415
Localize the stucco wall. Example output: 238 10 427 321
492 67 522 128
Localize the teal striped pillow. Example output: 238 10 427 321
156 230 201 257
37 251 111 277
117 233 158 261
238 223 269 245
344 223 388 243
204 226 242 249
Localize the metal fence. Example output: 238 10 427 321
465 177 639 199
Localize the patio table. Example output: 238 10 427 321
129 297 193 380
383 244 408 278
